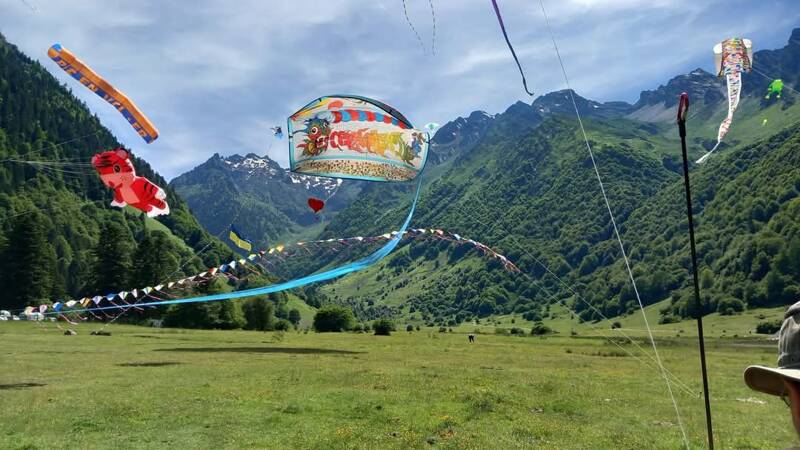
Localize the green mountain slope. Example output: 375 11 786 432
161 28 800 328
313 110 799 326
170 153 364 249
581 122 800 321
0 32 234 310
276 113 688 323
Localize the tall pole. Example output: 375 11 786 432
677 92 714 449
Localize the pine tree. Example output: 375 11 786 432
288 308 302 326
164 302 216 329
0 212 54 309
132 230 180 287
90 220 133 295
216 301 245 329
243 296 275 331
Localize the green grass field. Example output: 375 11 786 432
0 321 795 449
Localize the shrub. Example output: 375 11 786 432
273 319 292 331
312 305 355 332
352 323 363 333
363 322 371 332
717 297 745 316
288 309 302 326
242 297 275 331
373 318 395 336
659 314 680 324
438 326 447 333
756 320 782 335
522 310 542 322
509 327 525 335
415 325 421 331
611 321 621 329
530 322 553 336
406 324 414 332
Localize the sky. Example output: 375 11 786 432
1 0 798 179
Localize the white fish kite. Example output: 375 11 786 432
697 37 752 164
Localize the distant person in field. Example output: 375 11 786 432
745 300 800 437
468 333 475 343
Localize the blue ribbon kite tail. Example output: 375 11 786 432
74 178 423 312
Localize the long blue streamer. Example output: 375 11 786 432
62 178 423 314
490 0 534 96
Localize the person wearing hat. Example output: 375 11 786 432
745 301 800 436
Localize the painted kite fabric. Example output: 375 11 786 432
92 148 170 217
766 79 784 99
716 38 752 141
288 96 429 182
697 38 753 164
47 44 159 144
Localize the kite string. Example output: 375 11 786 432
457 206 697 397
750 67 800 96
462 205 694 392
66 178 423 314
428 0 436 55
537 0 688 446
401 0 427 54
0 200 98 225
19 0 38 12
0 130 104 163
95 205 248 332
490 0 534 96
697 66 797 164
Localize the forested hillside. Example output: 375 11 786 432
0 32 234 311
269 111 687 323
285 31 800 326
170 153 363 248
594 124 800 321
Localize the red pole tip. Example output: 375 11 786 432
677 92 690 123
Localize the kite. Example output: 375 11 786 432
288 95 429 181
28 96 428 319
765 79 783 99
229 225 253 252
697 38 752 164
490 0 534 96
400 0 436 55
424 122 440 133
92 148 170 217
271 126 283 139
47 44 159 144
307 197 325 213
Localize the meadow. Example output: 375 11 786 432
0 320 795 449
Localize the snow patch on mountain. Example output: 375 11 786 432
222 153 341 196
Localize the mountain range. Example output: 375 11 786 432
170 152 360 249
173 28 800 324
1 26 798 328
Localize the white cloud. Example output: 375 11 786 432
1 0 797 179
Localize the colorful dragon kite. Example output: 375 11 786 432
697 38 753 164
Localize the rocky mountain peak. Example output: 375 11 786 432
633 68 723 109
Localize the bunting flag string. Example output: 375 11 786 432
15 224 520 321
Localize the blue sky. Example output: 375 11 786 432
1 0 798 179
